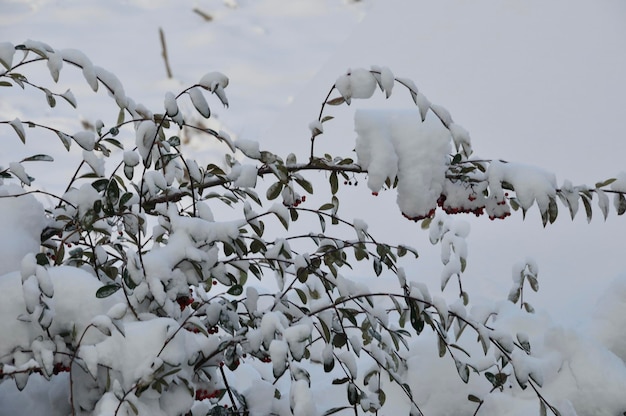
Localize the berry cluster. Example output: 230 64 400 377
176 296 194 311
283 195 306 208
195 388 221 401
402 208 436 222
30 363 71 376
437 195 485 217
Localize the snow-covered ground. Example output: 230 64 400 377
2 0 626 414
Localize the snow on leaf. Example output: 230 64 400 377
135 121 158 164
235 139 261 159
269 339 288 378
9 162 31 185
83 150 105 177
214 85 229 108
233 164 258 188
123 150 140 167
414 91 431 122
0 42 15 70
61 49 98 91
198 71 229 92
373 65 395 98
106 303 127 320
61 89 77 108
78 345 100 379
334 68 377 104
188 87 210 118
488 161 557 213
73 131 95 151
35 266 53 298
308 120 323 137
354 110 398 193
93 66 128 108
348 68 377 99
337 351 358 379
454 358 469 383
284 323 312 361
596 188 609 220
164 91 183 126
9 118 25 144
46 51 63 82
448 123 472 157
430 104 453 128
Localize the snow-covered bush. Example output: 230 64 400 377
1 41 626 415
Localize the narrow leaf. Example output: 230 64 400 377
326 96 345 106
21 154 53 162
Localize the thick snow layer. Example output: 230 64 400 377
355 109 451 218
488 160 557 212
0 265 123 363
0 184 44 275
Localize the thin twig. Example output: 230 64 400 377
192 8 213 22
159 27 173 79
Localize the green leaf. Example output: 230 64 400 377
438 336 446 357
295 177 313 194
508 287 521 304
57 131 72 150
332 377 350 385
548 197 558 224
326 96 345 106
581 194 592 223
35 253 49 266
321 115 335 123
468 394 482 403
527 275 539 292
616 193 626 215
347 383 359 405
266 182 282 200
45 91 56 108
227 284 243 296
21 154 54 162
332 332 347 348
96 283 121 298
119 192 134 208
0 81 13 87
322 407 352 416
106 179 120 206
595 178 616 188
409 303 424 335
318 213 326 232
329 171 338 195
455 359 469 383
294 287 307 304
373 258 382 276
451 153 462 164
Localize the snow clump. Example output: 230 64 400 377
355 109 451 219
